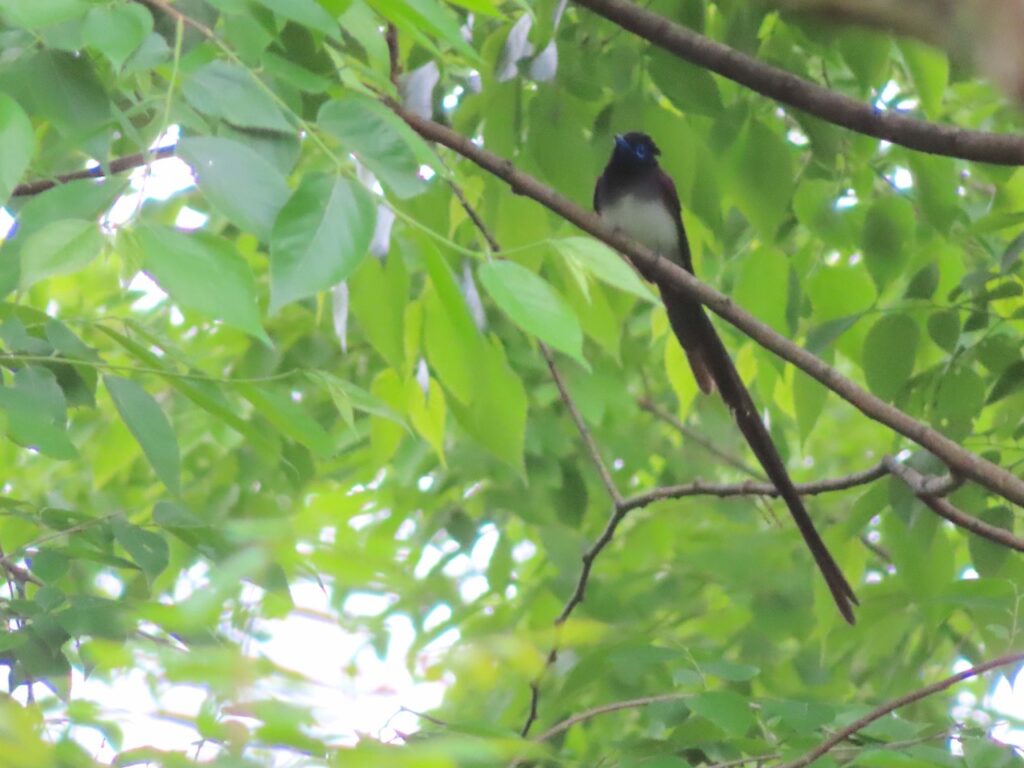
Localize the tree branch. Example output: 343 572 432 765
0 548 42 587
619 461 891 512
572 0 1024 165
533 693 687 743
883 456 1024 550
390 103 1024 509
424 103 624 738
776 651 1024 768
12 145 178 197
541 346 624 509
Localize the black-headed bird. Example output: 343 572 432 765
595 132 857 624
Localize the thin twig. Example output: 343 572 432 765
0 548 42 586
619 461 891 512
385 23 401 86
396 54 625 737
135 0 216 37
541 346 624 508
882 456 1024 550
776 651 1024 768
12 145 178 197
573 0 1024 165
390 104 1024 509
859 533 892 563
637 396 764 479
533 693 687 743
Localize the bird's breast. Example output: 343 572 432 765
598 194 681 260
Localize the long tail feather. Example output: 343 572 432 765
661 285 858 623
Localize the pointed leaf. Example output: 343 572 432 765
478 260 585 365
861 314 918 402
137 226 269 343
20 219 102 289
552 237 655 301
269 175 375 312
0 93 33 204
112 518 168 582
177 137 291 241
104 375 181 494
183 61 292 133
318 96 434 199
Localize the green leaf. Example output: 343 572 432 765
367 0 477 62
309 371 408 429
269 175 375 312
236 384 335 458
104 376 181 495
933 365 984 440
908 153 958 233
649 48 721 117
792 179 855 249
0 94 33 204
137 226 269 343
177 137 291 242
183 60 292 133
318 96 434 199
349 253 408 371
900 40 948 119
369 369 405 464
153 501 205 529
726 118 793 240
97 323 276 455
927 309 959 352
988 360 1024 404
862 196 914 290
83 4 152 70
448 336 527 472
839 28 891 91
968 506 1014 577
552 237 655 301
794 365 828 445
250 0 339 39
0 52 111 159
20 219 103 289
112 518 169 582
861 314 918 401
688 691 756 736
0 366 76 459
904 263 939 299
10 179 124 243
478 260 585 366
30 549 69 582
406 376 445 462
733 247 789 334
0 0 87 29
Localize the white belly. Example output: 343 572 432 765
599 195 680 257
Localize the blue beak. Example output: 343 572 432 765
614 134 629 152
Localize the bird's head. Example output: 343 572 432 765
612 132 661 167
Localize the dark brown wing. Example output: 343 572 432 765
654 169 695 273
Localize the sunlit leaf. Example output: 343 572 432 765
269 174 375 312
104 376 180 495
477 260 585 366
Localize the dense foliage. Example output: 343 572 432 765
1 0 1024 765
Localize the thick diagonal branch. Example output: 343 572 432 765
573 0 1024 165
391 104 1024 509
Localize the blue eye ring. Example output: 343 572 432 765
634 144 649 160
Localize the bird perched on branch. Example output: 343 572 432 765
594 132 858 624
